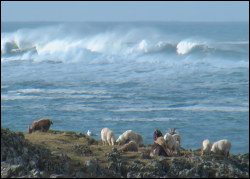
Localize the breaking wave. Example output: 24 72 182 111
1 22 248 66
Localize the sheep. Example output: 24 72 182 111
150 143 168 157
28 118 53 134
163 133 180 155
100 128 116 146
150 137 171 157
118 141 138 152
201 139 212 155
211 139 231 157
116 130 143 146
168 128 181 144
153 129 163 141
172 134 181 145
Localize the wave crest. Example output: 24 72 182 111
1 23 248 65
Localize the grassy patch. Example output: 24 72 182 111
24 130 150 168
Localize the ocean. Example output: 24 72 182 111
1 21 249 154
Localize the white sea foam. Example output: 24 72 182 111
8 88 109 95
1 94 112 100
111 106 249 113
1 86 9 89
220 41 249 45
102 117 180 122
1 23 248 66
176 39 206 55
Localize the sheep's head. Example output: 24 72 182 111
154 129 163 140
168 128 177 135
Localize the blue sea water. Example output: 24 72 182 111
1 22 249 154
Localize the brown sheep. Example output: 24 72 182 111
28 118 53 134
118 141 138 152
150 137 171 157
150 143 169 157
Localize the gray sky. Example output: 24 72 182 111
1 1 249 22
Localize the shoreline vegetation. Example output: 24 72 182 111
1 127 249 178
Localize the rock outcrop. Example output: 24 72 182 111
1 128 249 178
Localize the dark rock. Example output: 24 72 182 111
1 127 249 178
85 160 99 176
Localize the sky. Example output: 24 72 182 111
1 1 249 22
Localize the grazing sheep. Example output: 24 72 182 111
201 139 212 155
163 133 180 155
150 137 171 157
28 118 53 134
116 130 143 146
118 141 138 152
211 139 231 157
100 128 116 146
153 129 163 141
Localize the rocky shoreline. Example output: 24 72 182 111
1 128 249 178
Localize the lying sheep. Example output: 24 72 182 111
153 129 163 141
163 133 180 155
150 137 171 157
28 118 53 134
150 143 168 157
211 139 231 157
118 141 138 152
101 128 116 146
116 130 143 146
201 139 212 155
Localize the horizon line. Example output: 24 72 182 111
1 20 249 23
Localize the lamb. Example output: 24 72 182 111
163 133 180 155
201 139 212 155
116 130 143 146
211 139 231 157
28 118 53 134
118 141 138 152
100 128 116 146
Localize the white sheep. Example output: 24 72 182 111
211 139 231 157
163 133 180 155
201 139 212 155
100 128 116 146
116 130 143 146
